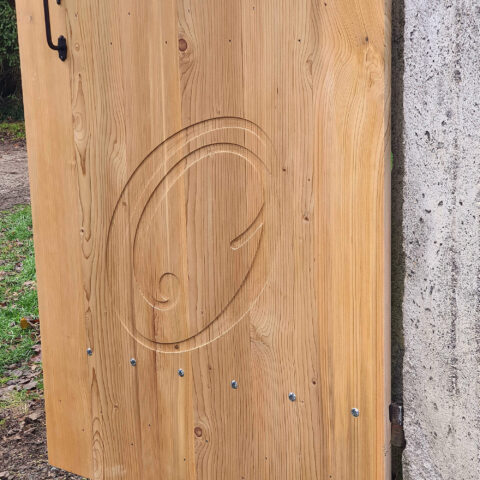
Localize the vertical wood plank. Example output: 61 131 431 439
315 0 391 477
16 0 92 476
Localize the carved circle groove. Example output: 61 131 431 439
106 117 276 352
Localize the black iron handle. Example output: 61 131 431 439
43 0 67 61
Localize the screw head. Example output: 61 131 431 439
130 358 137 367
231 380 239 389
351 408 360 418
178 369 185 377
86 348 93 356
288 392 297 402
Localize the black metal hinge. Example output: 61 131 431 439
389 402 406 448
43 0 67 61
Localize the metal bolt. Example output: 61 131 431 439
130 358 137 367
351 408 360 418
231 380 239 390
178 369 185 377
288 392 297 402
86 348 93 356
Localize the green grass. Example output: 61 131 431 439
0 205 38 375
0 375 13 385
0 388 39 411
0 121 25 141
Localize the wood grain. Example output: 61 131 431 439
15 1 92 476
17 0 391 478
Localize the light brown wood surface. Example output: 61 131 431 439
16 2 92 477
17 1 391 478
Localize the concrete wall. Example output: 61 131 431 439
392 1 480 478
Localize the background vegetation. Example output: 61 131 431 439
0 0 23 121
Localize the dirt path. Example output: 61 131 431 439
0 400 83 480
0 360 84 479
0 141 30 211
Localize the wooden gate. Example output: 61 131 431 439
16 1 391 478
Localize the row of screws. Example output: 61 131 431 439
88 351 359 416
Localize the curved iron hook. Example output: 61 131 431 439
43 0 67 61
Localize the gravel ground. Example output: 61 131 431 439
0 141 30 211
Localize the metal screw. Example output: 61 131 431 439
86 348 93 356
351 408 360 418
288 392 297 402
231 380 239 389
178 369 185 377
130 358 137 367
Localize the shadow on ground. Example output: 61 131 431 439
391 0 406 478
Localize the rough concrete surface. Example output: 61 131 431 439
397 1 480 478
0 142 30 211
